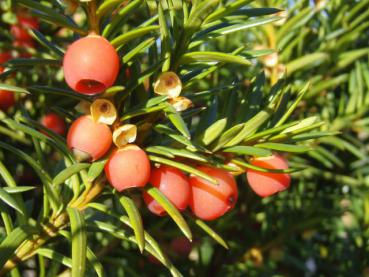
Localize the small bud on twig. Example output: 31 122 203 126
113 124 137 148
90 99 117 125
168 96 193 112
154 71 182 98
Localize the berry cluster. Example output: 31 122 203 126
0 12 38 111
1 29 292 222
1 12 67 135
59 34 292 222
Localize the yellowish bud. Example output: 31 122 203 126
254 46 279 68
113 124 137 148
315 0 327 10
168 96 193 112
273 10 288 26
154 71 182 98
90 99 117 125
244 247 263 267
263 52 279 68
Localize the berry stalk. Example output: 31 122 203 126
87 0 100 35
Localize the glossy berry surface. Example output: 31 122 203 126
63 35 120 95
11 15 39 41
246 154 291 198
105 145 150 192
41 113 66 136
143 165 190 216
67 115 112 161
189 166 238 221
0 90 15 111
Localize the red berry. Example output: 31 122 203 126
105 145 150 192
125 68 132 79
170 237 192 257
67 115 112 161
246 154 291 198
13 39 36 49
11 15 39 41
0 51 12 73
0 52 12 63
189 166 238 221
143 165 190 216
41 113 66 136
63 35 120 95
0 90 15 111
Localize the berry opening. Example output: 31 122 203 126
76 79 106 95
101 103 110 113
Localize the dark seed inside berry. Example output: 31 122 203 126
165 77 175 87
100 103 110 113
